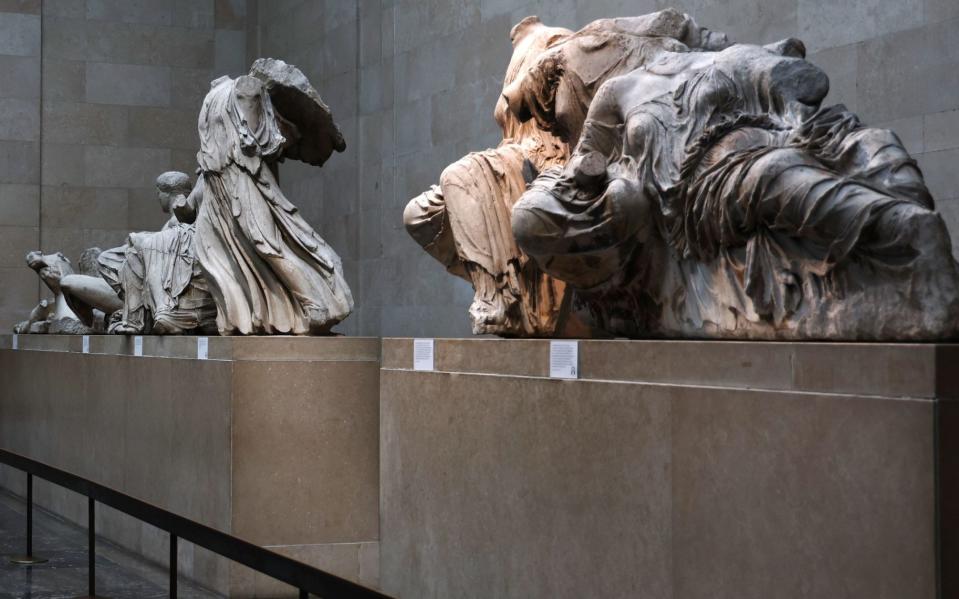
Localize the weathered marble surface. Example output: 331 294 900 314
195 58 353 335
404 18 575 336
98 171 216 335
407 9 959 340
14 251 105 335
15 172 214 336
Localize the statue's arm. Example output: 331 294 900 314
274 109 302 157
567 78 625 172
16 299 53 333
173 176 204 224
609 8 731 50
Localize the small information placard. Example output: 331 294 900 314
133 336 143 357
82 335 90 354
197 337 208 360
413 338 434 371
11 334 17 350
549 340 579 379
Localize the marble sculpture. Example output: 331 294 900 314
405 9 959 340
14 59 352 336
405 17 573 336
98 171 216 335
195 59 352 335
16 173 213 335
14 250 111 335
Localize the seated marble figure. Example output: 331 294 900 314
26 172 217 335
407 8 959 340
97 171 217 334
405 9 729 336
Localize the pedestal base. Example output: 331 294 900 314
380 338 956 599
8 554 48 565
0 335 381 597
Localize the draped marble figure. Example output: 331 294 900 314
96 171 216 334
404 17 573 336
195 59 353 335
404 10 732 336
408 9 959 340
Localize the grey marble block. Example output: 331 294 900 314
380 337 954 599
0 335 382 597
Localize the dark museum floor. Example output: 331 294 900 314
0 491 219 599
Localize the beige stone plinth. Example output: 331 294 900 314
0 335 381 597
380 338 957 599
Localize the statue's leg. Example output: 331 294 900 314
513 170 649 289
403 186 468 281
860 201 957 271
744 148 912 264
833 127 932 208
745 148 936 265
109 254 148 335
461 262 517 335
60 274 123 314
440 149 530 335
246 245 341 334
405 145 570 336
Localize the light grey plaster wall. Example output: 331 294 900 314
254 0 959 338
0 0 249 329
38 0 249 270
0 2 41 331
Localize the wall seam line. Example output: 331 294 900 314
37 0 43 287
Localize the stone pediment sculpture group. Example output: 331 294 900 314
405 8 959 340
16 10 959 340
17 59 353 337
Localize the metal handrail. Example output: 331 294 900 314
0 448 392 599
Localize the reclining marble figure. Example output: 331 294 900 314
13 251 114 334
407 8 959 340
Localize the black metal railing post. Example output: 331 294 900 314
9 472 48 565
300 590 308 598
27 473 33 556
170 533 177 599
87 497 95 598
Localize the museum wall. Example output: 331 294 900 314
0 0 250 330
253 0 959 338
0 3 41 335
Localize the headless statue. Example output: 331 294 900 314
39 172 217 335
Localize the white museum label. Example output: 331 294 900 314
82 335 90 354
413 338 435 371
133 336 143 357
549 340 579 379
11 334 17 350
197 337 208 360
